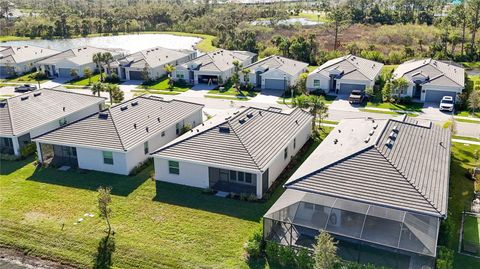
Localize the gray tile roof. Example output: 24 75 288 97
153 107 313 172
112 46 194 69
36 46 122 66
309 54 383 81
34 96 204 151
245 55 308 76
393 58 464 87
0 89 105 137
285 116 451 217
0 45 59 64
180 49 256 73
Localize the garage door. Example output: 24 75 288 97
264 79 286 90
58 68 72 78
129 71 143 80
424 90 456 103
0 66 15 78
338 83 366 95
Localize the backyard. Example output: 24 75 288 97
0 134 325 269
463 215 480 249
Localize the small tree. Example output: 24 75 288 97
468 89 480 114
231 60 243 96
313 231 338 269
294 72 308 96
93 52 104 81
84 68 93 85
97 186 113 235
241 68 251 85
141 63 150 82
109 84 124 103
293 95 328 136
91 82 104 97
391 77 409 103
70 69 79 79
163 64 176 90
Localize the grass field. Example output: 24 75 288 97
290 12 329 23
365 101 424 112
464 215 480 246
442 143 480 268
0 136 326 269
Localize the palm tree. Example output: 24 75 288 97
91 82 104 97
102 52 114 79
104 83 119 104
292 95 328 136
163 64 176 90
84 68 93 85
92 52 104 82
231 60 243 96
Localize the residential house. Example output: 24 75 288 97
172 49 256 85
242 55 308 91
306 55 383 94
0 45 59 78
33 96 203 175
392 58 464 103
152 107 312 198
108 46 196 81
0 89 105 157
36 46 123 79
264 115 451 269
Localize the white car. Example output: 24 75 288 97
439 96 454 112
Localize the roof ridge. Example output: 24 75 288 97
105 108 126 151
5 99 15 135
373 146 442 216
227 121 262 171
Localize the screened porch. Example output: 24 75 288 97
263 189 438 269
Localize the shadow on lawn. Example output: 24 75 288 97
0 156 33 175
93 234 116 269
26 165 150 196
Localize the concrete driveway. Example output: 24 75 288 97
248 89 282 104
40 78 70 89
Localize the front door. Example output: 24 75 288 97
414 84 422 98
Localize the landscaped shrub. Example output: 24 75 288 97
129 158 152 176
104 73 120 83
201 187 216 195
243 228 264 260
296 248 313 269
436 246 454 269
20 143 36 158
0 153 20 161
265 241 313 268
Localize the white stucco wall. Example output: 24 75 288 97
77 147 129 174
306 73 329 92
154 158 210 188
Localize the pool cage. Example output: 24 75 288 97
263 190 438 268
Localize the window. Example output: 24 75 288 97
293 138 296 149
59 118 67 126
176 123 181 135
103 151 113 165
177 71 184 79
284 147 288 160
161 131 165 137
313 80 321 88
238 171 245 182
144 141 149 154
168 160 179 174
230 170 237 181
245 173 252 183
304 202 314 210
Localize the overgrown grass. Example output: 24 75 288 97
440 143 480 268
290 12 329 23
0 134 324 269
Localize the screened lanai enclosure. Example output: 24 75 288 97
263 190 438 269
38 143 78 168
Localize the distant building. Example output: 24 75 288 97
36 46 123 79
173 49 257 85
0 89 105 157
306 54 383 94
108 46 196 81
243 55 308 91
393 58 464 103
0 45 59 78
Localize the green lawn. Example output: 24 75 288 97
0 35 31 42
0 94 14 100
277 94 336 105
2 72 48 83
464 215 480 246
462 62 480 69
359 108 418 117
455 111 480 118
455 118 480 124
365 101 424 112
204 94 249 101
67 73 103 86
131 89 180 95
139 77 190 92
452 135 480 143
207 82 257 98
306 65 319 73
442 143 480 268
0 135 326 269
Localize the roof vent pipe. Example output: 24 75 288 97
333 139 338 144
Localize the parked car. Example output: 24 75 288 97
14 84 37 92
348 90 365 104
439 96 454 112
